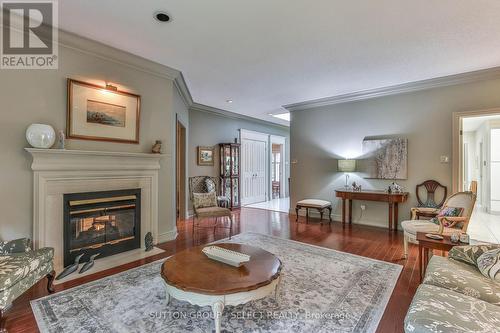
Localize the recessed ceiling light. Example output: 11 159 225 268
154 11 171 22
226 99 233 103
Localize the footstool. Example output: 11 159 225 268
295 199 332 224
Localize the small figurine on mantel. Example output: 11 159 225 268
145 232 154 251
57 130 65 149
151 140 162 154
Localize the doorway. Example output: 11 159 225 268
240 129 268 206
454 109 500 243
176 119 186 221
241 129 289 213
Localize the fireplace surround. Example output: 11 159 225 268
25 148 168 274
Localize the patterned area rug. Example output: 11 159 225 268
31 233 402 333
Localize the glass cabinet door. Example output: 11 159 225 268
231 145 239 176
232 178 239 206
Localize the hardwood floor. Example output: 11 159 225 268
4 208 421 333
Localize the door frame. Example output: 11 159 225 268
176 118 187 220
270 135 287 198
452 107 500 194
240 129 270 205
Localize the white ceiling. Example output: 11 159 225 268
59 1 500 126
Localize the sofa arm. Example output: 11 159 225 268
0 238 31 255
449 244 500 266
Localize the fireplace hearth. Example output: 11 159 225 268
63 189 141 267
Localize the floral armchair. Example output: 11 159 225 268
0 238 55 325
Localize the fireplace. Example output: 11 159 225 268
63 189 141 267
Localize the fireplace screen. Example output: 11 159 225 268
63 189 141 266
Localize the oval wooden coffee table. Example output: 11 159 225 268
161 243 282 333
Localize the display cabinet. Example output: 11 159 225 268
219 143 240 209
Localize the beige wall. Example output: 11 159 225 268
290 78 500 229
0 33 184 241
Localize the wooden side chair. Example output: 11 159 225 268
188 176 233 239
410 180 447 220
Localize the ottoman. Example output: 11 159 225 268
295 199 332 224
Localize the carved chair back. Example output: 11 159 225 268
188 176 220 202
416 180 447 208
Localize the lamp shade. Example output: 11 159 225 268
338 159 356 172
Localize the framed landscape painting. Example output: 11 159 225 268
198 146 214 166
67 79 141 143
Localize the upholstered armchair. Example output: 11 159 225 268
0 238 55 325
401 191 477 258
188 176 233 239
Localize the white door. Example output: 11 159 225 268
241 139 267 205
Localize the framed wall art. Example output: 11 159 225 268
358 137 408 179
67 79 141 143
198 146 214 166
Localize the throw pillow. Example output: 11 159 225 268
193 192 218 209
449 244 500 266
476 248 500 282
429 206 463 227
0 238 31 254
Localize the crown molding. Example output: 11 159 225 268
173 72 194 107
57 30 180 81
284 66 500 112
190 103 289 130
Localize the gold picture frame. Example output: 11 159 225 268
67 79 141 144
198 146 214 166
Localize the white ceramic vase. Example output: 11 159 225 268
26 124 56 149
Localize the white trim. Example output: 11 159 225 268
157 229 179 244
240 129 270 142
284 67 500 112
190 103 289 129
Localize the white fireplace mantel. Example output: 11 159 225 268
25 148 165 273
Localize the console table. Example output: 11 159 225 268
335 189 409 231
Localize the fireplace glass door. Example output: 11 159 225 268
63 189 141 266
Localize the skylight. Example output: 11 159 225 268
270 112 290 121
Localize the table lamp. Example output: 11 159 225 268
338 159 356 189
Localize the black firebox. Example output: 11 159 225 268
63 189 141 267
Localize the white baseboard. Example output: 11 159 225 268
157 228 178 244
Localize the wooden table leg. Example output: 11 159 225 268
319 209 324 225
423 248 429 278
394 202 399 232
295 205 299 222
342 199 346 224
348 199 353 224
418 243 423 282
306 208 309 224
388 203 393 231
